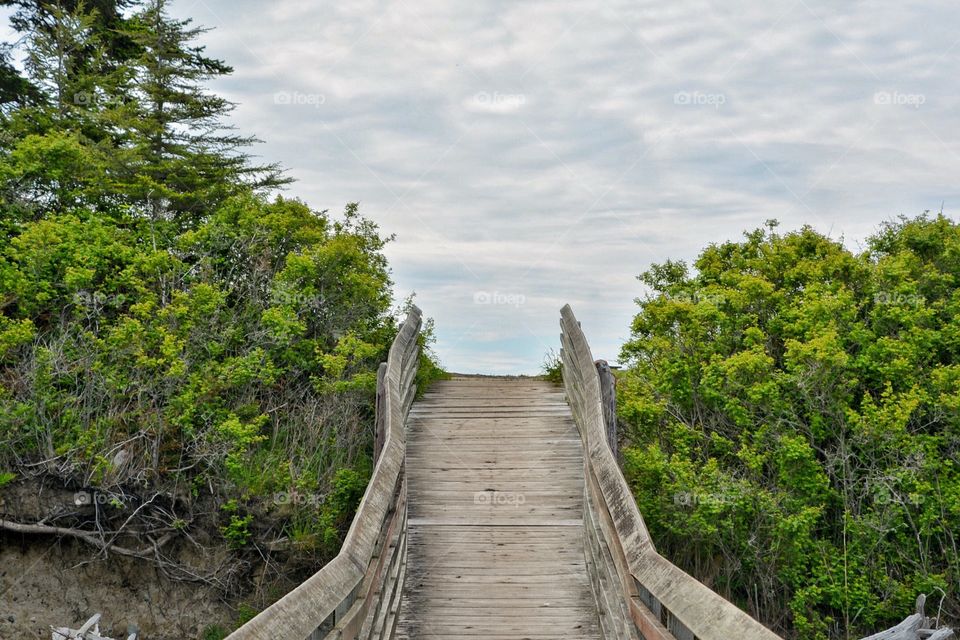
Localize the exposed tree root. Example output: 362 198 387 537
0 518 173 559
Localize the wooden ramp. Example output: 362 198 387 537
229 306 782 640
396 376 602 639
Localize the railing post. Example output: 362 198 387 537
594 359 617 460
374 362 388 462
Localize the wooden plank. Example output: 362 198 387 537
397 376 602 640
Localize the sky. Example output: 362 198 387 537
12 1 960 374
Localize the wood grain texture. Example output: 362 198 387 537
397 376 602 639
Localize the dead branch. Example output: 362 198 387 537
0 518 173 559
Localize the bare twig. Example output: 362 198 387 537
0 517 173 559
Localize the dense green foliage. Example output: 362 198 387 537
1 197 402 550
618 218 960 638
0 0 442 616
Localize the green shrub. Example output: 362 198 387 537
618 216 960 638
201 625 228 640
541 348 563 383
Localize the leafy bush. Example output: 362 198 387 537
618 216 960 639
201 625 228 640
541 348 563 383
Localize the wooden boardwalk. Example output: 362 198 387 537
230 306 782 640
396 376 602 639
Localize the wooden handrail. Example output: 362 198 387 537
227 306 422 640
560 304 782 640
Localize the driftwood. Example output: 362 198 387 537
860 595 954 640
51 613 137 640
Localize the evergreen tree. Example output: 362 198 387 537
118 0 288 224
0 4 434 618
0 0 288 226
0 46 41 111
1 0 139 65
0 2 125 220
23 2 100 122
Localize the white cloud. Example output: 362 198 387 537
173 0 960 374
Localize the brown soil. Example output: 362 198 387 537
0 534 236 639
0 478 311 640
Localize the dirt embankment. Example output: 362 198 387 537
0 535 237 639
0 478 311 639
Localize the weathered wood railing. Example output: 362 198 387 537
560 304 782 640
227 307 422 640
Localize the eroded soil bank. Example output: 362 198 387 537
0 478 313 640
0 535 242 639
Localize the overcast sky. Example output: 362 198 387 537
39 1 960 373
